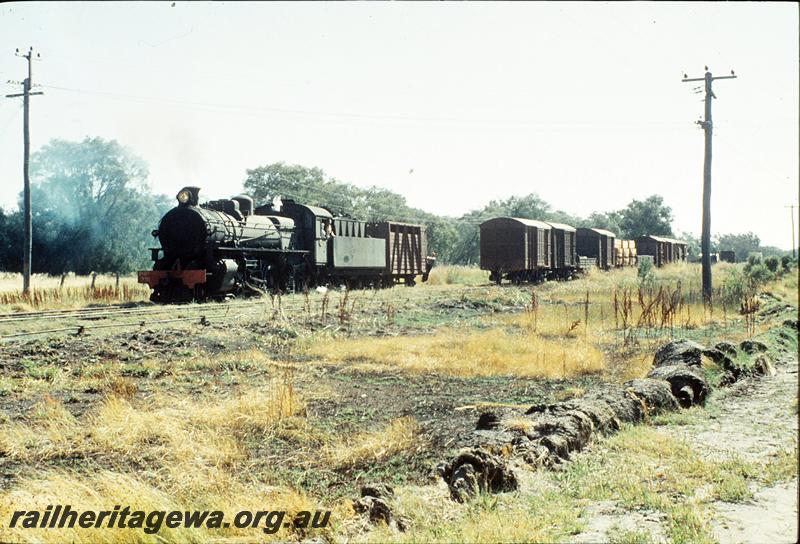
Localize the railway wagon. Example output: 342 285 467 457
635 235 669 267
545 221 577 278
365 221 427 286
672 240 688 262
635 235 688 267
576 228 616 270
480 217 552 283
719 250 736 263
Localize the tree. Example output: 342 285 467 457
616 195 673 239
0 209 22 272
244 162 462 260
580 211 622 235
243 162 356 214
716 232 761 263
17 137 171 274
674 231 705 259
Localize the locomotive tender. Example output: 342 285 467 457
138 186 429 302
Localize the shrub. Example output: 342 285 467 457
745 263 775 287
745 254 762 269
764 256 780 273
721 267 749 305
637 258 654 285
781 255 795 273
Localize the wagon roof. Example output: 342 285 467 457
370 220 424 228
579 227 616 237
304 204 334 218
481 217 552 229
638 234 671 242
544 221 577 232
639 234 686 244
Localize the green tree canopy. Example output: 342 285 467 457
243 162 458 260
14 137 171 274
579 211 622 235
716 232 761 262
615 195 674 239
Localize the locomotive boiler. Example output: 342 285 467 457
138 186 431 302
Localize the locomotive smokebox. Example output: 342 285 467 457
158 206 217 258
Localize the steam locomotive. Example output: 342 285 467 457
138 186 431 302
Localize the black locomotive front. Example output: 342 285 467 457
139 187 299 302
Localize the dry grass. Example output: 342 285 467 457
325 417 422 469
305 262 796 382
0 272 150 310
360 484 583 544
502 417 534 434
0 469 338 544
424 265 488 286
1 376 301 463
306 327 606 378
0 373 330 543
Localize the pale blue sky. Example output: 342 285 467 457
1 2 797 247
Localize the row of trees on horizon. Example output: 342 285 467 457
0 137 789 275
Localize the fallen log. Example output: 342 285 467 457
437 447 520 503
438 344 719 501
646 363 709 408
653 339 706 367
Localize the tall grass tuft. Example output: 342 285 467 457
425 265 488 286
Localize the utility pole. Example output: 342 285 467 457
5 47 43 293
682 67 737 303
786 205 797 259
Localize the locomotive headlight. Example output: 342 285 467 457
177 189 191 204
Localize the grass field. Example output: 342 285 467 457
0 272 150 310
0 262 796 543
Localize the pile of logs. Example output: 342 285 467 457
438 330 791 502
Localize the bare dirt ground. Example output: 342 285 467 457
686 357 798 544
571 354 799 544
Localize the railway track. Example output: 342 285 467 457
0 298 270 324
0 284 504 340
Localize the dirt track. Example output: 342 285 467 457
573 354 799 544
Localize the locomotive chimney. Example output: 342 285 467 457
176 186 201 207
231 195 254 216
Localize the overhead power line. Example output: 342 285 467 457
38 83 698 131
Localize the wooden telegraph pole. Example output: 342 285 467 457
786 205 797 259
6 47 43 293
682 67 737 303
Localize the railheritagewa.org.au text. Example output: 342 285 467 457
8 505 331 535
